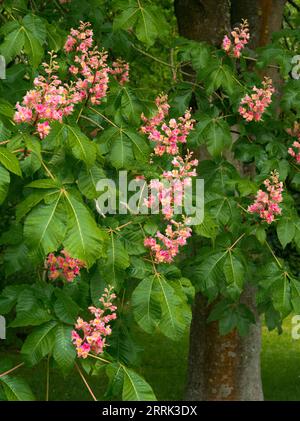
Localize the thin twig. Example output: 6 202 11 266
0 363 24 378
75 362 97 401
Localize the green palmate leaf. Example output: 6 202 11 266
122 366 156 401
0 147 22 176
123 129 150 162
46 23 65 52
26 179 61 189
0 99 14 118
23 28 43 69
206 64 235 95
0 166 10 204
120 87 143 124
22 14 46 68
98 234 130 289
277 218 295 249
0 26 25 63
54 289 81 324
78 164 106 199
22 14 47 43
135 6 158 46
21 321 58 366
272 274 292 317
107 234 130 270
65 125 97 167
0 121 11 142
205 119 232 157
0 285 26 314
113 6 139 30
156 276 190 339
16 189 60 222
9 288 52 327
53 324 76 372
24 196 67 255
195 213 218 239
109 321 141 365
223 253 244 299
113 2 160 47
9 307 52 328
281 80 300 111
192 251 226 298
63 192 106 267
0 376 35 401
132 275 162 333
109 130 134 169
42 121 66 150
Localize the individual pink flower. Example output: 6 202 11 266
72 286 117 359
248 170 283 224
222 19 250 58
238 77 274 122
37 121 51 139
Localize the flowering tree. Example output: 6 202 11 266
0 0 299 401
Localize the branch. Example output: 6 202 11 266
288 0 300 12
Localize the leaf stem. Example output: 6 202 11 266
0 362 24 378
41 160 55 180
88 107 119 128
265 240 283 268
75 362 97 401
87 353 111 364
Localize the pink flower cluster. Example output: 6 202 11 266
222 19 250 58
46 250 85 282
14 53 77 139
72 286 117 359
140 94 195 156
144 152 198 220
142 96 197 263
248 170 283 224
110 59 129 85
13 22 129 139
288 141 300 163
65 21 111 105
287 122 300 163
144 219 192 263
238 77 274 122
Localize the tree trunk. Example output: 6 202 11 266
174 0 286 401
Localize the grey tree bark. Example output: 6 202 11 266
174 0 286 401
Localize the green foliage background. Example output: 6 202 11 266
0 0 300 401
